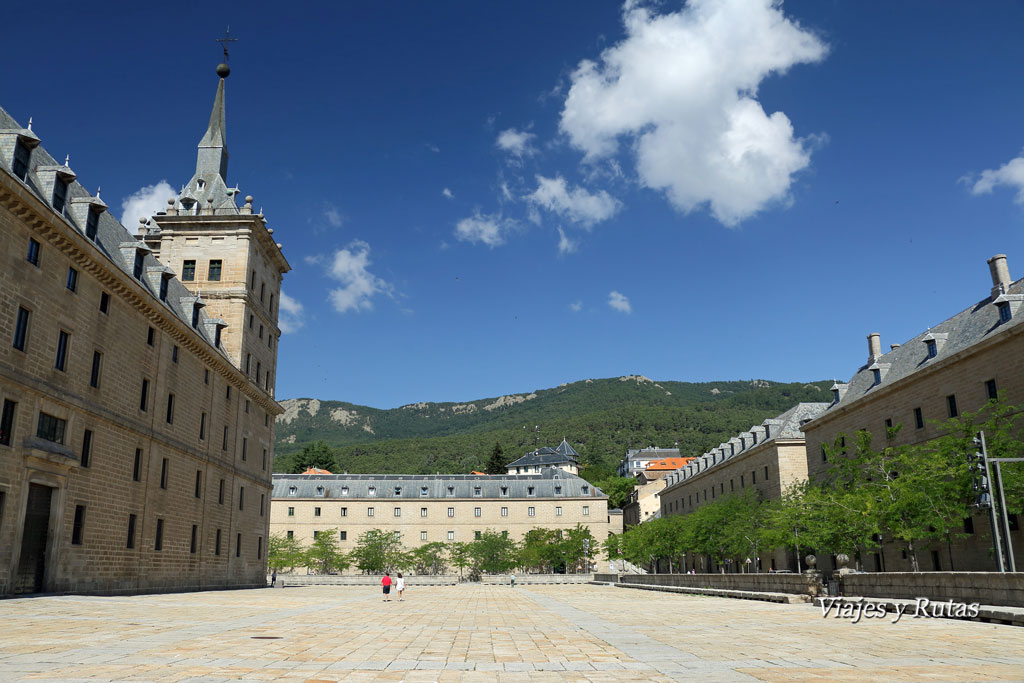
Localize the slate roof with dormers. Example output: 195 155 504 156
506 439 580 469
0 107 230 359
273 470 604 500
659 402 829 493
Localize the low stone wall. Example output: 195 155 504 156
272 574 459 586
839 572 1024 607
481 574 593 585
593 573 617 583
617 572 824 596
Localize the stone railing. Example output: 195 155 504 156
839 572 1024 607
481 573 593 585
615 572 825 596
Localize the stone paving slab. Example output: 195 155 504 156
0 584 1022 681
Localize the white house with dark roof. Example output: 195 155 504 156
506 439 580 475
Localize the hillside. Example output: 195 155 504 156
273 377 832 477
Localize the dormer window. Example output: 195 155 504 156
394 486 402 496
315 486 325 497
925 339 937 358
764 425 771 439
367 486 376 496
340 486 349 496
872 368 881 385
85 208 99 241
555 486 562 495
192 303 202 329
998 302 1012 323
420 486 428 496
52 178 68 214
288 486 297 496
582 485 589 495
473 486 481 497
527 486 535 496
12 139 31 180
159 274 170 302
197 179 205 191
832 388 840 402
133 249 145 280
447 485 455 496
500 486 508 496
214 325 222 348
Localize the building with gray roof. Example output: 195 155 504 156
505 439 580 475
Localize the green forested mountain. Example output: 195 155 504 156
274 376 832 478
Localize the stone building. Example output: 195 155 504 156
0 64 288 595
801 254 1024 573
617 447 681 477
505 439 580 475
270 469 612 569
655 403 828 571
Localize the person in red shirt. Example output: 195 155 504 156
381 572 392 602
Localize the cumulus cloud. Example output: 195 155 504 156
968 153 1024 204
608 290 631 314
557 227 579 255
278 291 305 334
496 128 537 158
442 187 454 199
454 212 513 248
120 181 175 231
325 240 393 314
529 175 621 227
560 0 828 226
569 300 583 312
323 203 343 228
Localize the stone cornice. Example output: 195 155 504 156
152 214 291 275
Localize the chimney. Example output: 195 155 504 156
890 343 901 351
988 254 1011 297
867 333 882 363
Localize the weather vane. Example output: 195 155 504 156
216 27 238 62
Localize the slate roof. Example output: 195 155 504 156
273 470 604 500
506 439 580 469
660 402 829 492
0 108 229 358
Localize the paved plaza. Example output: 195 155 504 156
1 584 1022 682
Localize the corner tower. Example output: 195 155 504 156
146 63 290 399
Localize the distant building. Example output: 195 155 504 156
636 457 695 484
506 439 580 475
656 403 828 572
801 254 1024 573
0 64 287 595
270 469 612 570
617 447 680 477
621 478 667 528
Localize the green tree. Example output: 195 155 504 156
303 530 350 574
447 542 473 580
268 533 305 572
485 442 506 475
519 528 561 572
410 542 448 575
292 440 337 473
469 530 519 574
562 524 597 573
351 529 410 574
592 477 634 509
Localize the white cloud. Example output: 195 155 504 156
529 175 621 227
569 300 583 312
560 0 828 226
120 181 175 231
278 291 305 334
454 212 513 248
969 153 1024 204
499 181 514 202
608 290 631 314
442 187 454 199
557 227 579 255
323 203 343 228
496 128 537 158
325 240 393 314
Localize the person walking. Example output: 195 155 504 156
396 572 406 601
381 572 392 602
270 569 277 587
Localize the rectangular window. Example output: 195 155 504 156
52 178 67 214
447 507 455 517
260 282 266 302
528 506 535 517
258 536 263 560
154 518 164 551
339 530 347 541
236 533 241 558
127 514 137 549
90 351 102 388
85 208 99 240
964 517 975 534
239 486 244 511
367 507 374 517
752 471 756 485
219 479 224 504
171 345 178 363
12 139 31 180
256 361 261 384
182 260 196 281
190 525 198 554
394 507 401 517
474 507 482 517
447 531 455 541
160 457 168 489
999 302 1012 323
195 470 202 498
583 505 590 516
215 529 222 556
314 506 321 517
140 379 149 411
262 449 267 471
764 465 769 479
80 429 93 468
914 407 924 429
159 273 169 301
55 330 70 371
420 531 428 541
36 412 66 444
226 385 231 400
221 425 229 450
501 506 508 517
0 399 16 446
259 324 264 339
200 412 206 440
986 379 998 400
166 393 174 424
71 505 85 545
133 448 142 481
287 506 294 516
246 352 252 372
147 327 155 346
260 494 265 517
208 260 222 281
947 394 959 418
133 249 144 279
13 307 30 351
27 238 40 266
420 507 428 517
99 292 110 314
474 531 482 540
242 437 247 461
66 267 78 292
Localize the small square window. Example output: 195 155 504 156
420 530 428 541
314 507 321 517
583 505 590 516
339 530 347 541
420 507 427 517
474 507 481 517
447 530 455 541
394 507 401 517
447 507 454 517
340 507 347 517
555 506 562 516
288 506 295 516
367 507 375 516
528 506 535 517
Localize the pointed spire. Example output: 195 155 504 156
195 71 229 182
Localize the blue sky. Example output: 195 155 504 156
4 1 1024 408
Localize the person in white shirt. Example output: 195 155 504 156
396 572 406 601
